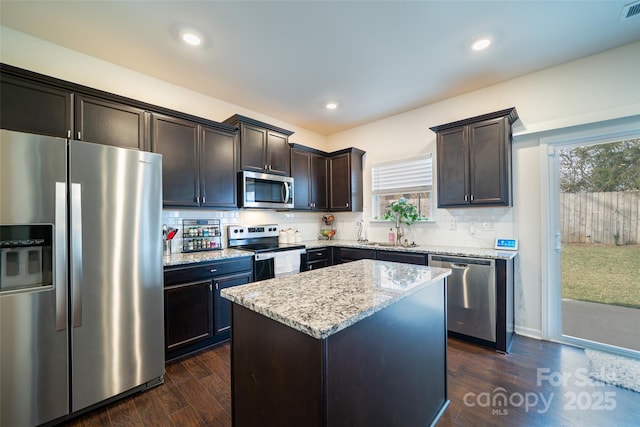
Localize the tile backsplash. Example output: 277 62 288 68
163 207 516 253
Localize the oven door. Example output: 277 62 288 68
254 249 306 281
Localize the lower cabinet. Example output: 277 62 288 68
376 250 427 265
334 247 376 264
164 256 253 361
305 247 332 271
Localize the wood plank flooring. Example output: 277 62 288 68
62 336 639 427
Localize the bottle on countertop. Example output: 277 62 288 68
279 229 289 244
295 230 302 243
388 228 395 244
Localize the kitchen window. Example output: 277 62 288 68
372 154 433 221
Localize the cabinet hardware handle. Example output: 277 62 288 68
345 202 349 208
215 282 219 290
77 131 82 140
67 130 71 138
210 269 217 273
202 196 206 204
209 283 213 291
470 194 474 201
195 196 199 203
464 195 468 202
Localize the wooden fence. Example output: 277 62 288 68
560 191 640 245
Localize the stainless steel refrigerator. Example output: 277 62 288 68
0 129 164 426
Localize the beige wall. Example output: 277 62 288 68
326 41 640 337
3 24 639 338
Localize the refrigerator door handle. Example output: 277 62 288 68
55 182 68 331
71 182 83 328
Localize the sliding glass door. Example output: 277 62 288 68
546 119 640 357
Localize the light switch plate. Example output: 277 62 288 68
495 238 518 250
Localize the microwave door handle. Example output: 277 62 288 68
282 181 290 203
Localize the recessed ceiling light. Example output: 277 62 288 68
326 102 338 110
181 31 202 46
471 38 491 51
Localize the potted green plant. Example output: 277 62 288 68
383 197 420 246
383 197 419 227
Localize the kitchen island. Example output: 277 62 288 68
221 259 451 427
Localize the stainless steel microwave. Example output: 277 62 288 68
239 170 294 209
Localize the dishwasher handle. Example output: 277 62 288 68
429 255 493 266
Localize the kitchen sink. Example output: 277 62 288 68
360 241 419 248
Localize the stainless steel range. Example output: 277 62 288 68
227 224 306 281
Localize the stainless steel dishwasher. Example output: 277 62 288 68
428 255 496 343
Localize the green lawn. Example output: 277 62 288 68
561 244 640 309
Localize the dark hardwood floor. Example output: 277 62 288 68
63 336 639 427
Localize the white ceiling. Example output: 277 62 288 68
2 1 639 135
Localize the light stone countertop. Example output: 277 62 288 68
163 248 253 267
221 259 451 339
302 239 518 260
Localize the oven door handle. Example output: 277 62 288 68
254 248 306 261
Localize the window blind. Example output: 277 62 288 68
372 154 432 194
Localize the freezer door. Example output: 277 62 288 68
69 140 164 411
0 130 69 427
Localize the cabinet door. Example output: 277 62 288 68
152 114 199 206
291 149 311 209
335 247 375 263
266 130 290 175
436 127 469 207
200 126 238 208
213 271 253 335
329 153 351 211
310 153 328 210
469 118 509 205
75 95 148 150
240 123 267 173
165 280 214 351
0 74 72 138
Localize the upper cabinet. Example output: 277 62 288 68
329 147 365 212
223 114 293 176
430 108 518 208
151 114 238 208
290 145 328 210
1 72 72 138
75 95 149 150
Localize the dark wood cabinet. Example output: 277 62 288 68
75 94 149 150
152 114 238 208
376 250 427 265
334 247 375 264
213 271 253 334
223 114 293 176
329 148 365 212
164 256 253 361
165 280 214 353
291 146 328 210
431 108 518 208
0 73 72 138
305 247 332 270
152 114 199 207
200 125 239 208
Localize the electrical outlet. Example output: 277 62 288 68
482 222 495 231
449 219 456 230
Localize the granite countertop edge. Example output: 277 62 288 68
163 248 253 267
303 239 518 259
222 260 451 340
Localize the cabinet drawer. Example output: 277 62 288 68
376 250 427 265
307 248 330 261
164 256 253 286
